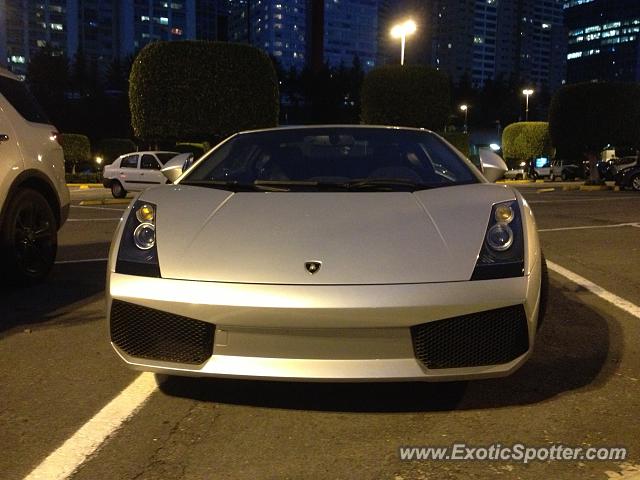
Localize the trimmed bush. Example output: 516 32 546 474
361 65 450 131
502 122 552 164
549 82 640 181
95 138 137 165
129 40 279 142
441 132 470 158
59 133 90 173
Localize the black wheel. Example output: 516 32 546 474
516 174 523 180
111 181 127 198
549 174 555 182
0 188 57 285
631 173 640 192
537 253 549 331
561 172 568 181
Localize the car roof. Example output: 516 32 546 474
236 125 435 136
118 151 178 157
0 67 21 81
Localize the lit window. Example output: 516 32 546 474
50 23 63 31
141 15 150 21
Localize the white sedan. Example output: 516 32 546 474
107 126 547 382
103 151 179 198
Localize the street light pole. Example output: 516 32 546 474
522 89 534 121
391 20 417 66
460 104 469 133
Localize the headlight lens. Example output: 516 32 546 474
116 200 160 277
133 222 156 250
486 223 514 251
494 204 514 224
135 204 155 223
471 200 525 280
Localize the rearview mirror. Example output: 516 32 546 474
161 152 194 184
479 148 508 183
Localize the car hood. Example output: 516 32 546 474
140 183 517 285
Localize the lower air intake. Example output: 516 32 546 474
110 300 214 365
411 305 529 369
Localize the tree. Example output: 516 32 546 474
129 41 279 143
26 46 68 126
59 134 90 174
502 122 552 167
361 64 450 130
549 82 640 183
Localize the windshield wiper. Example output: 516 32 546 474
180 180 288 192
346 178 433 191
254 180 349 190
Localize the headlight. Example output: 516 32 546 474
472 201 524 280
486 223 514 251
115 200 160 277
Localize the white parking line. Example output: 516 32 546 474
54 258 108 265
23 373 156 480
67 218 121 222
70 205 126 212
547 261 640 320
539 223 640 232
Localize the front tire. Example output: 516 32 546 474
0 188 57 285
111 181 127 198
631 173 640 192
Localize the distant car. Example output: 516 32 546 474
102 151 179 198
503 162 528 180
549 160 584 181
107 125 546 382
615 160 640 191
529 157 551 180
0 67 70 284
604 156 638 180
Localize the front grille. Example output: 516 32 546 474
411 305 529 369
110 300 215 365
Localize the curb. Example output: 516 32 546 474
79 199 131 206
67 183 104 189
536 188 555 193
578 185 618 192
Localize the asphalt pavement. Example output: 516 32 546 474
2 183 640 480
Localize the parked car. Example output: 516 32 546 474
107 126 546 382
0 67 70 284
529 157 552 180
549 159 585 181
503 162 528 180
603 156 638 180
102 151 179 198
615 160 640 191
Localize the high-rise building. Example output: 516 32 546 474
565 0 640 83
324 0 379 69
426 0 566 90
229 0 380 71
1 0 72 76
196 0 232 41
230 0 308 71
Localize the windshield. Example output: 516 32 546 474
182 128 481 191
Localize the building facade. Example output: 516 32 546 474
230 0 380 71
565 0 640 83
426 0 566 90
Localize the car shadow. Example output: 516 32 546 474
0 245 108 335
158 277 618 413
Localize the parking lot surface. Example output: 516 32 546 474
2 185 640 480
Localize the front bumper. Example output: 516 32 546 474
107 263 542 382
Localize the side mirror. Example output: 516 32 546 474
479 148 508 183
161 153 194 184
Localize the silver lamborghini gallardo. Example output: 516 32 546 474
107 126 547 382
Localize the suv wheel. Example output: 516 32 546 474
1 188 57 285
631 173 640 192
111 181 127 198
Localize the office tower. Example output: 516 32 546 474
565 0 640 83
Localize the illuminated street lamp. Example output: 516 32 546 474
390 20 417 66
522 89 534 121
460 104 469 133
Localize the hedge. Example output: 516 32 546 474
361 65 450 131
129 40 279 142
502 122 552 163
95 138 137 165
59 133 90 169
